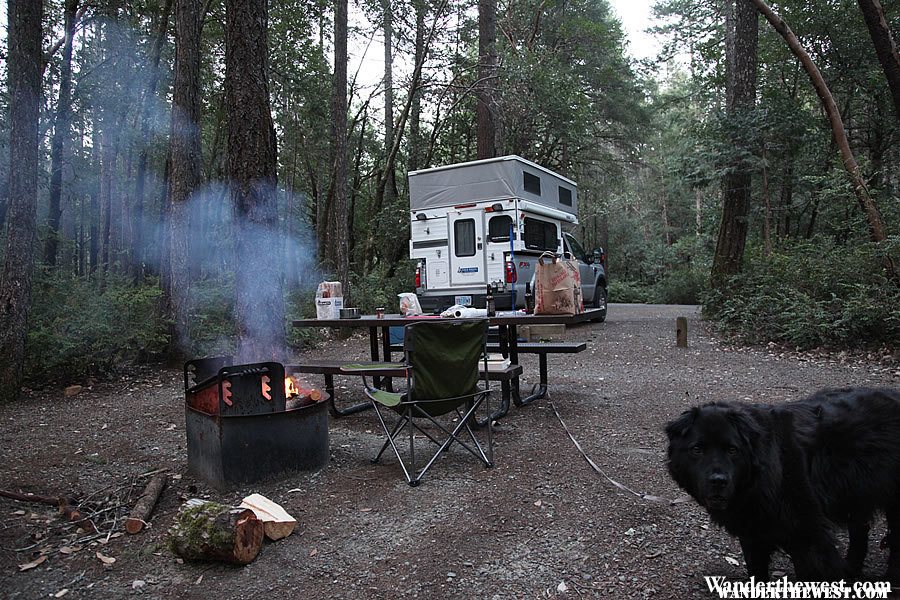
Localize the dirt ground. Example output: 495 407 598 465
1 303 898 599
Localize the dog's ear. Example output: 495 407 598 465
665 407 699 440
727 407 763 454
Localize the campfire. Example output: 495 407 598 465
284 375 322 409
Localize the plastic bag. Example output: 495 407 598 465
398 293 423 317
440 305 488 319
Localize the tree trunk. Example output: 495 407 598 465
43 0 78 267
226 0 286 362
0 0 42 402
325 0 351 301
761 141 773 256
89 127 100 277
408 0 426 172
133 0 174 280
477 0 497 159
749 0 893 275
169 501 264 564
857 0 900 119
99 125 114 278
382 0 398 205
711 0 757 287
166 0 203 359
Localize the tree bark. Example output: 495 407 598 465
124 473 167 534
857 0 900 119
325 0 351 301
408 0 426 172
133 0 174 280
170 502 264 564
166 0 203 359
749 0 892 261
477 0 498 159
711 0 757 287
0 0 42 402
44 0 78 267
226 0 286 362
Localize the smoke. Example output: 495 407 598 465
42 12 325 361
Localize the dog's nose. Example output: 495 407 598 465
708 472 729 489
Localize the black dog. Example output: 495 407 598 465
666 387 900 582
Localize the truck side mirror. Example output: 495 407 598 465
592 247 605 266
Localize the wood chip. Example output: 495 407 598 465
54 589 69 598
95 552 115 565
18 555 47 571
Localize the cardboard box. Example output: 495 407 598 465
316 296 344 320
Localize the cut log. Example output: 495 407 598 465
169 501 263 565
239 493 297 541
125 473 167 534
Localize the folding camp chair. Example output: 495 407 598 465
356 319 494 486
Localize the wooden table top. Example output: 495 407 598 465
292 308 604 328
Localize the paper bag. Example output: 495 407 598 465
316 281 344 319
534 252 583 315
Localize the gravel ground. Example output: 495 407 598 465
0 303 897 599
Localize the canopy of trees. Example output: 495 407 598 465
0 0 897 394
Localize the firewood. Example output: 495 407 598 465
125 473 167 534
239 493 297 541
169 501 264 565
61 504 97 532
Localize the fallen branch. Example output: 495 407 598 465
0 489 71 507
125 473 166 534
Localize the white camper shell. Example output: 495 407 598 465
409 155 605 312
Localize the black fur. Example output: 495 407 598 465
666 387 900 582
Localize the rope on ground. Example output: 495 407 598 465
550 400 690 506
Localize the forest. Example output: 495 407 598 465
0 0 897 400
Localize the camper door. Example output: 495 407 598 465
448 209 487 286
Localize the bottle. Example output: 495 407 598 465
485 284 496 317
525 282 534 314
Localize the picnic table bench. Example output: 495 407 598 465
389 340 588 406
286 360 523 419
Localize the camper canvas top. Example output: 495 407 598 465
408 155 578 218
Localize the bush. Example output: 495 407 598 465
703 238 900 349
26 272 168 382
608 279 653 303
653 267 706 304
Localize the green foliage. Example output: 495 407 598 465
703 239 900 349
607 280 652 304
186 277 236 357
349 260 417 314
26 272 168 381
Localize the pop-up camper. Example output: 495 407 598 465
408 155 607 315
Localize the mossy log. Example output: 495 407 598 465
170 501 264 565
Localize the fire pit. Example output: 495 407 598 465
183 357 329 489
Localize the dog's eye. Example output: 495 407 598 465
690 445 703 455
727 446 738 455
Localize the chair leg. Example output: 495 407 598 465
372 410 408 463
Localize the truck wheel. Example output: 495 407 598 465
592 286 607 322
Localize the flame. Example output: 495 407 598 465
285 376 299 399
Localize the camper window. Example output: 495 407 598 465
488 215 514 242
454 219 476 257
524 217 558 251
523 171 542 196
559 186 573 207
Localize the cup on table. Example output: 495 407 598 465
375 308 385 319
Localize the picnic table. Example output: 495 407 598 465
290 309 601 419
